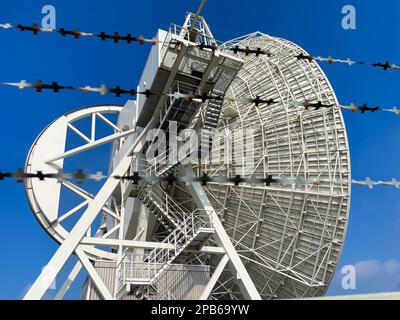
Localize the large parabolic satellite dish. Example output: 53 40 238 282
201 33 351 298
23 14 350 300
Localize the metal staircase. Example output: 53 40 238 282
113 16 243 300
145 94 225 177
146 145 185 177
135 276 177 300
198 96 224 160
202 97 224 132
116 184 214 299
142 184 187 230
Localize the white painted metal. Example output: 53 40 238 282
185 168 261 300
194 32 351 299
75 248 113 300
199 254 229 300
23 15 350 301
24 106 155 299
54 261 82 300
25 105 123 260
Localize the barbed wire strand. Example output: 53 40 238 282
0 169 399 189
0 80 399 116
1 23 400 72
0 23 159 45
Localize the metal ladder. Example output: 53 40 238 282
198 96 224 156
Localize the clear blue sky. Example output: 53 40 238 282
0 0 399 299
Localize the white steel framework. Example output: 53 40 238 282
21 15 350 300
195 32 351 299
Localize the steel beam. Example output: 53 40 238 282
199 254 229 300
75 248 113 300
54 261 82 300
185 167 261 300
80 237 225 254
45 127 137 164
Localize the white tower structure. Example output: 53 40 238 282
23 13 350 300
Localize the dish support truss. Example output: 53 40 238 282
22 106 261 300
22 14 262 300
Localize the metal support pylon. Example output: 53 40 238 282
184 167 261 300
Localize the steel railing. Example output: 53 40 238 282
116 209 213 294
